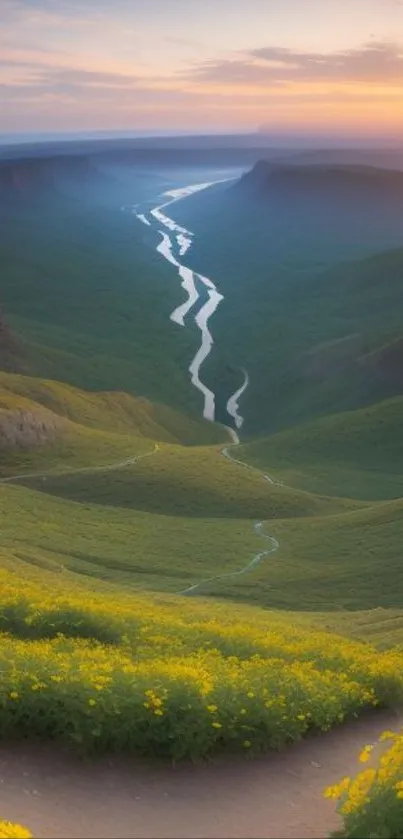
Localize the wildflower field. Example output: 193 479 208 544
326 727 403 838
1 566 403 761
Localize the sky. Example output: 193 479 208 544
1 0 403 137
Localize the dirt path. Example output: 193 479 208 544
2 709 401 839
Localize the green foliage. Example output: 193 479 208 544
171 185 403 436
327 729 403 839
0 601 122 644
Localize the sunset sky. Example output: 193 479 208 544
1 0 403 136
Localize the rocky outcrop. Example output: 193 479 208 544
0 407 64 450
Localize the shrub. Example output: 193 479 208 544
1 567 403 761
325 729 403 838
0 601 123 645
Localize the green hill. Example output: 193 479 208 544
238 396 403 500
0 372 225 444
0 372 225 477
0 482 265 593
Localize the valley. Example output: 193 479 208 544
1 144 403 839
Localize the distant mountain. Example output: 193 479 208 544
271 148 403 170
0 155 114 205
235 161 403 206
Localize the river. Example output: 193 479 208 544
134 179 248 432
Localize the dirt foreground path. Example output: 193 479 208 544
1 709 401 839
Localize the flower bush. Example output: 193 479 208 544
1 567 403 760
325 729 403 838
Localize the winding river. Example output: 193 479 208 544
134 179 248 431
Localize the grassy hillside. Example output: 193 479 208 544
0 373 225 479
0 372 224 446
238 397 403 500
0 482 264 592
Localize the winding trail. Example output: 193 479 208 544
0 444 160 484
2 709 401 839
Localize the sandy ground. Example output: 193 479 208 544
1 709 401 839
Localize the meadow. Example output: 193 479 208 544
0 483 263 591
204 497 403 612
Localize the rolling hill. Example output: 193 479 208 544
192 497 403 612
238 396 403 500
0 372 225 478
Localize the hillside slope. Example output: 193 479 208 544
10 440 347 520
0 372 225 477
238 396 403 500
201 497 403 611
164 163 403 435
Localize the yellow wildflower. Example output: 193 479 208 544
358 745 374 764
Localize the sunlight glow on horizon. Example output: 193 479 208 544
1 0 403 136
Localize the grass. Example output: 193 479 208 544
0 482 266 592
0 372 225 444
13 441 352 519
199 498 403 612
238 396 403 501
0 371 225 478
0 562 403 761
